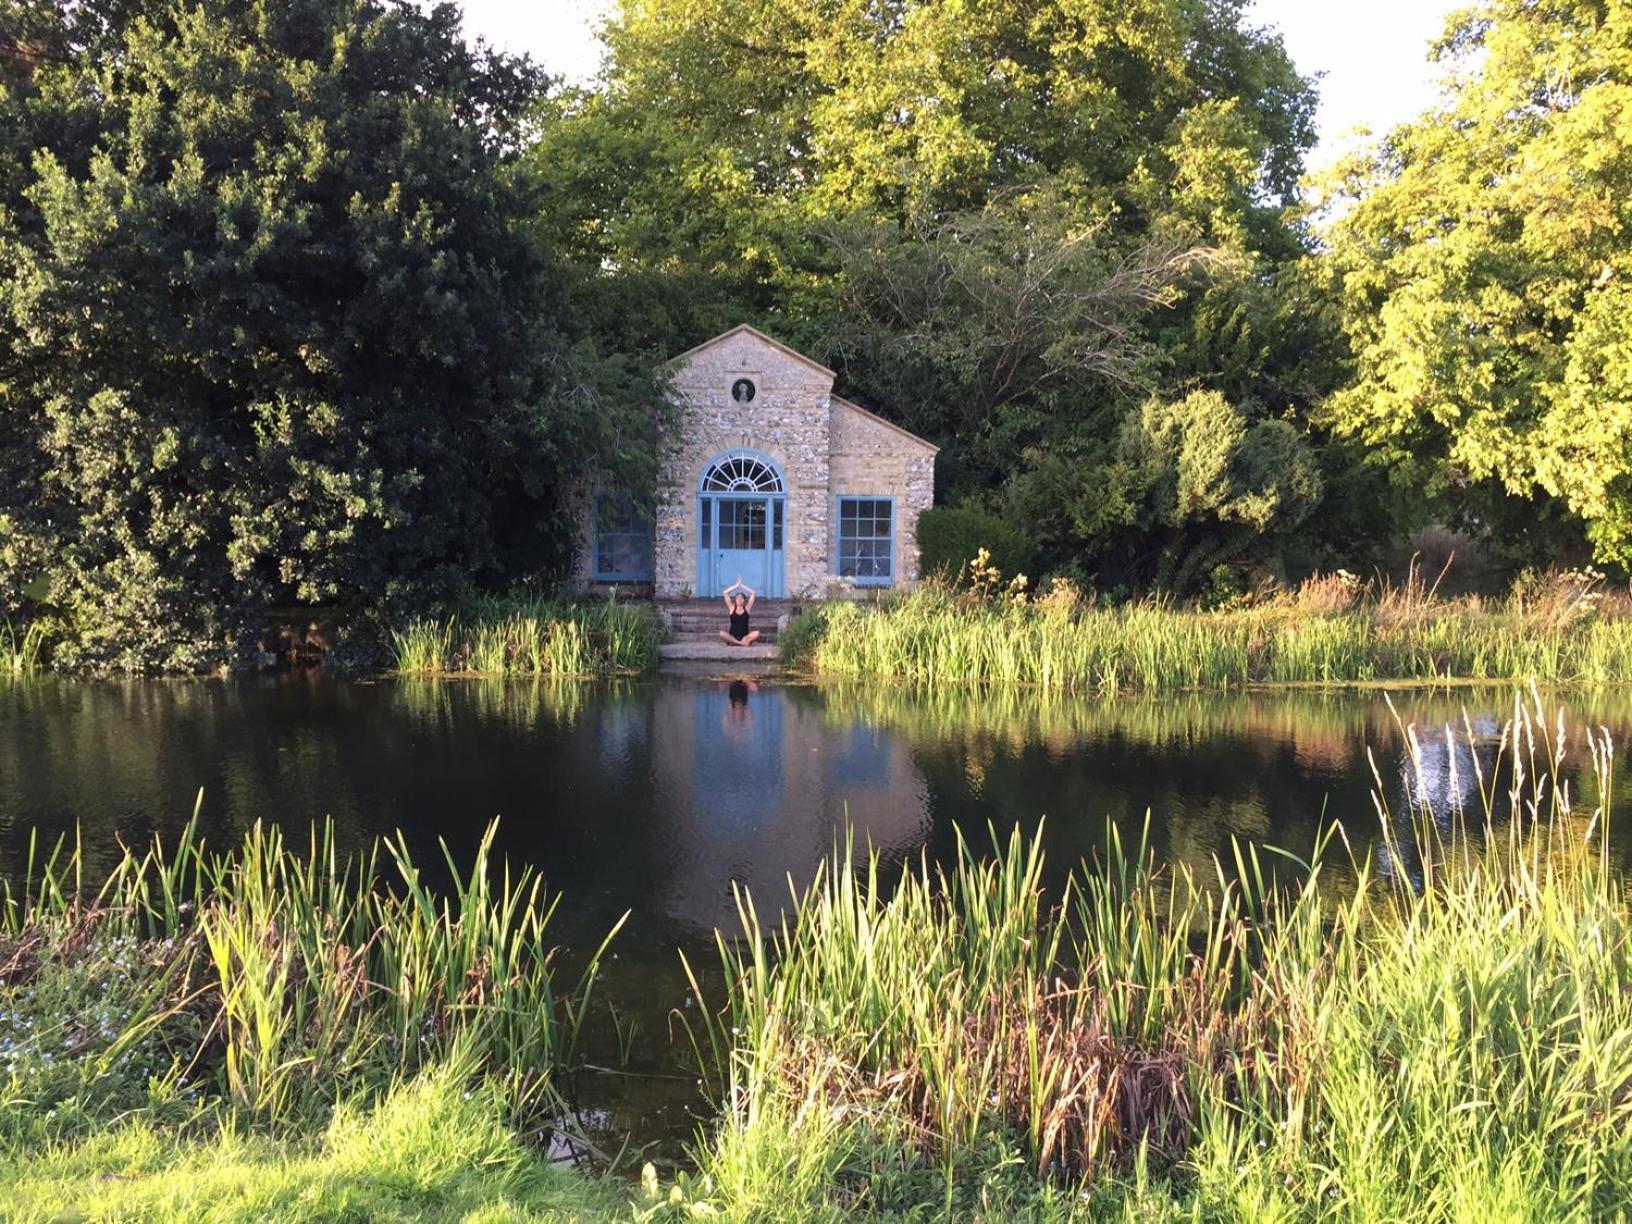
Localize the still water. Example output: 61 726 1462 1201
2 672 1628 1146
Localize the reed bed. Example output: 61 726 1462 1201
390 594 662 676
0 813 621 1142
1 618 48 675
785 579 1632 691
676 690 1632 1218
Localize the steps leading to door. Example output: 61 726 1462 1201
656 598 802 645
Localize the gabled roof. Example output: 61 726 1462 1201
832 394 940 455
664 323 836 381
664 323 938 454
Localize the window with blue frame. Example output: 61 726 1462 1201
593 494 653 582
836 497 893 585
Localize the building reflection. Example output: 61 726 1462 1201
0 675 1623 940
635 677 930 933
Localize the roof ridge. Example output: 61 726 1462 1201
664 323 836 380
830 393 940 454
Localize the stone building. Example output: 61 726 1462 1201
580 325 937 599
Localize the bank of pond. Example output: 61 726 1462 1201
11 571 1632 690
375 578 1632 692
1 691 1629 1219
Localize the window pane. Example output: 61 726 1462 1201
718 500 769 550
837 497 892 582
594 493 652 579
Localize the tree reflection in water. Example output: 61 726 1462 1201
0 675 1626 929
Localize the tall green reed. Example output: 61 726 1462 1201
1 618 48 675
0 811 623 1128
392 594 662 677
685 689 1632 1216
788 587 1632 691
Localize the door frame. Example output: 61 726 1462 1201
695 449 789 598
697 492 787 597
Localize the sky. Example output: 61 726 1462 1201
454 0 1463 171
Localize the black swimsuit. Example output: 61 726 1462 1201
729 610 751 640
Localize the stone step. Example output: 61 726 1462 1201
661 605 798 615
665 613 783 629
658 599 801 644
669 616 783 636
669 633 780 646
659 641 779 662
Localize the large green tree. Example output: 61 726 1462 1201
817 188 1211 487
1322 0 1632 563
529 0 1316 336
0 0 653 669
529 0 1332 587
1004 389 1322 590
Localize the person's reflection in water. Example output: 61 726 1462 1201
723 678 758 738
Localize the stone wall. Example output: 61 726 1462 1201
829 397 938 585
654 328 835 598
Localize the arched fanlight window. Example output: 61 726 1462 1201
700 452 784 494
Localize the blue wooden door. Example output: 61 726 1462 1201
699 495 785 596
715 497 770 593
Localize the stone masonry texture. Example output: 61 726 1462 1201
581 326 937 598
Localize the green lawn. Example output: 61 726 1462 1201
1 1070 622 1223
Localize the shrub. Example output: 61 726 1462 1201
916 507 1035 582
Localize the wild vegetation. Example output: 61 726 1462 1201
3 0 1628 666
785 561 1632 691
0 814 620 1135
2 694 1628 1217
1 618 46 675
0 811 627 1219
669 690 1632 1218
3 0 1628 1212
1320 0 1632 563
0 0 662 672
390 595 663 676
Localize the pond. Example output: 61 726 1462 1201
2 672 1628 1152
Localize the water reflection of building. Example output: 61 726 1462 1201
638 679 930 933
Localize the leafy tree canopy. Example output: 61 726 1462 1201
818 189 1213 482
529 0 1318 345
527 0 1336 590
1321 0 1632 563
0 0 656 669
1007 389 1321 591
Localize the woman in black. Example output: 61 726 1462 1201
718 577 761 646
